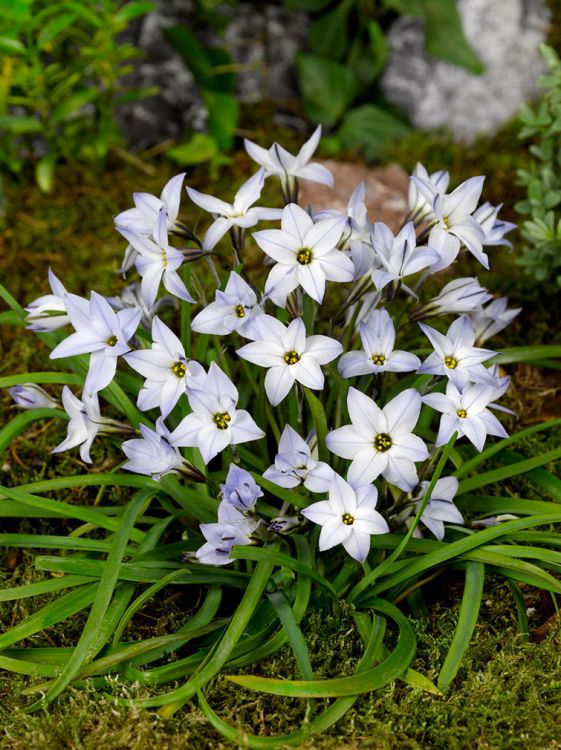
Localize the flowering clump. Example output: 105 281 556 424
18 131 519 565
8 127 553 737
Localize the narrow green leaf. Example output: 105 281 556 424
456 494 561 516
0 408 64 457
490 345 561 365
457 446 561 495
251 472 308 509
0 372 83 389
438 561 484 691
304 387 329 463
32 493 148 707
131 557 276 712
268 591 314 681
0 584 98 650
230 545 337 597
0 575 94 602
0 485 146 543
454 418 561 479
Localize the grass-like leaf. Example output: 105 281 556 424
438 561 484 692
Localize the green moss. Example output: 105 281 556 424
0 587 560 749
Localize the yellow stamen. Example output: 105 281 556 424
213 412 231 430
374 433 392 452
284 351 300 365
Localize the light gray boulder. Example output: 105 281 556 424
380 0 551 141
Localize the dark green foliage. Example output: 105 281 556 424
0 0 156 192
516 44 561 287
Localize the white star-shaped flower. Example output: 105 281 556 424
186 168 282 251
114 173 187 275
315 183 376 278
412 277 492 320
338 308 420 378
191 271 262 336
412 477 463 541
418 316 496 388
326 388 429 490
263 425 334 492
244 125 334 188
25 268 79 332
196 503 259 566
473 202 517 248
124 316 205 418
254 202 353 306
236 316 342 406
170 362 264 464
422 381 508 451
370 221 439 295
301 473 389 563
52 387 114 463
412 174 487 271
50 291 142 395
470 297 521 345
408 163 450 222
122 417 186 480
117 209 195 309
115 173 186 236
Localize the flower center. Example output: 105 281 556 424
456 408 468 419
213 412 231 430
235 304 246 318
296 248 313 265
284 350 300 365
341 513 355 526
107 335 118 347
444 355 458 369
374 433 392 452
172 361 187 378
371 354 386 366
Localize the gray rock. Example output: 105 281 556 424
116 2 308 149
380 0 551 141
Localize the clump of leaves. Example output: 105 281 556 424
516 44 561 287
0 0 157 193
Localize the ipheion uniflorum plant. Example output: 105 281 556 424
6 127 561 743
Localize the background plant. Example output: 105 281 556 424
516 43 561 287
0 0 156 194
290 0 483 158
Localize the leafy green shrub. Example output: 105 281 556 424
0 0 156 192
516 44 561 286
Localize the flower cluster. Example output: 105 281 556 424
18 126 519 564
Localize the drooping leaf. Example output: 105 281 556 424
167 134 218 166
204 90 239 151
338 104 410 159
295 53 359 127
308 0 353 60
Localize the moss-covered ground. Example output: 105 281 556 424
1 119 561 749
